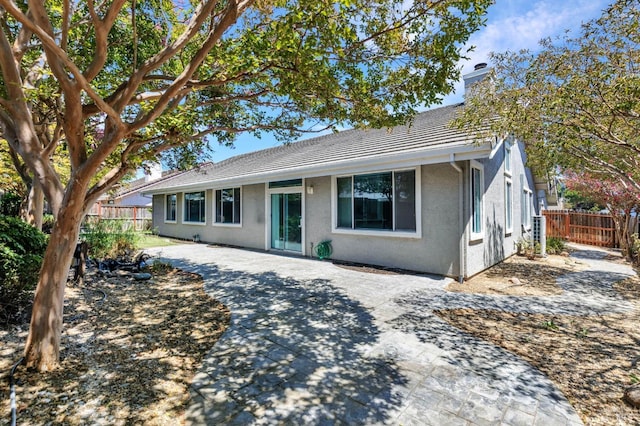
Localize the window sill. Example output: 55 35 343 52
213 223 242 228
183 221 206 226
332 228 421 239
164 220 177 224
469 232 484 243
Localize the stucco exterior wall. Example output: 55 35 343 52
304 164 461 277
152 184 265 249
465 140 536 277
151 148 536 278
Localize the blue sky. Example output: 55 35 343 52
207 0 612 163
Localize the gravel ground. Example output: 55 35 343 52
1 266 229 425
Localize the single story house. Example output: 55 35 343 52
143 68 539 280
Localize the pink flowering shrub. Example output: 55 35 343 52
565 171 640 263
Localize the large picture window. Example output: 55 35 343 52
471 163 484 239
215 188 241 224
336 169 416 232
184 191 205 223
165 194 177 222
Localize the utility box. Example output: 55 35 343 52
533 215 546 256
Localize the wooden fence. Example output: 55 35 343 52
542 210 619 248
86 204 152 231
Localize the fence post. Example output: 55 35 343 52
133 206 138 231
564 212 570 239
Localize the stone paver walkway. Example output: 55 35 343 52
147 244 636 425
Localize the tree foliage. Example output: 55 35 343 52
0 0 492 370
564 171 640 259
454 0 640 190
0 216 48 323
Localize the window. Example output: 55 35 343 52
522 188 532 229
165 194 177 222
269 179 302 188
184 191 205 223
336 169 416 232
504 140 512 175
471 163 484 239
505 179 513 234
215 188 241 224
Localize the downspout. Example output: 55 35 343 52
450 154 465 283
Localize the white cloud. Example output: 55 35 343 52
461 0 609 74
434 0 612 106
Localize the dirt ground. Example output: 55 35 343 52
437 252 640 426
446 252 588 296
0 266 229 425
2 251 639 425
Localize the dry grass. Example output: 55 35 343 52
0 267 229 425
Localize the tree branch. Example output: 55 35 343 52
129 0 256 133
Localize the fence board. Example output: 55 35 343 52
86 204 152 231
542 210 617 248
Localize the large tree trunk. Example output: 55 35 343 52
24 180 44 230
23 201 84 371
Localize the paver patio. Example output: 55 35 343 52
147 244 636 425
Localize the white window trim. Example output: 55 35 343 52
470 160 484 241
183 191 207 225
265 180 306 256
330 167 422 239
213 187 242 228
522 187 533 231
505 177 513 235
164 193 177 224
504 139 512 177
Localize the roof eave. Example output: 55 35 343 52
143 140 492 195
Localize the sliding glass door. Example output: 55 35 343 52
270 193 302 252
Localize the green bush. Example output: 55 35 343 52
0 192 22 217
546 237 566 255
82 218 139 260
0 216 48 323
42 213 55 234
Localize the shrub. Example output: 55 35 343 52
82 218 139 260
0 216 48 323
0 192 22 217
42 214 55 234
546 237 566 255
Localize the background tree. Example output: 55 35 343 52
454 0 639 190
564 171 640 261
0 0 492 370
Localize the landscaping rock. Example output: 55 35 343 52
508 277 522 286
132 272 152 281
624 385 640 408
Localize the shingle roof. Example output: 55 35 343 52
102 170 186 200
144 103 488 194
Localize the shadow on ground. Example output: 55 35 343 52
166 257 408 424
388 261 634 423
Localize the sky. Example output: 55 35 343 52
206 0 612 163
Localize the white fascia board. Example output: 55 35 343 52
143 140 493 195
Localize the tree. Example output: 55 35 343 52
0 0 491 370
1 139 70 229
454 0 640 190
564 171 640 259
